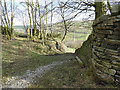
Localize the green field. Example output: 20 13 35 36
14 20 93 42
50 20 93 48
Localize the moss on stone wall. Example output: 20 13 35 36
75 34 93 67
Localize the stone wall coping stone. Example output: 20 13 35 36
93 15 120 26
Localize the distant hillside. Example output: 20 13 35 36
14 25 26 34
14 26 24 29
48 20 93 42
14 20 93 42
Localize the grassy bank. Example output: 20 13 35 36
2 34 70 82
28 58 116 88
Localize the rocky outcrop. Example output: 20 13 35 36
56 41 68 53
92 15 120 85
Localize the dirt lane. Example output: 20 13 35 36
2 54 75 88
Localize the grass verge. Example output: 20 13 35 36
2 35 70 82
28 58 116 88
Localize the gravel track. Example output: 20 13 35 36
2 55 75 88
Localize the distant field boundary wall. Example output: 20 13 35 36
91 15 120 85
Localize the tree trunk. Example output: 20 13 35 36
59 5 67 42
38 1 42 39
34 0 37 38
31 0 35 38
26 0 32 38
51 1 53 34
95 0 106 19
61 19 67 42
4 0 11 39
107 0 112 14
45 0 47 39
11 0 14 39
0 5 2 34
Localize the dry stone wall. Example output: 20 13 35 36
92 15 120 85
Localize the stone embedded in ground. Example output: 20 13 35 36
96 70 115 84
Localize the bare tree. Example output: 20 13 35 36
11 0 14 38
26 0 32 38
44 0 47 39
34 0 37 38
50 0 53 34
59 2 67 42
37 0 43 39
56 1 74 42
31 0 35 37
0 0 15 40
4 0 11 39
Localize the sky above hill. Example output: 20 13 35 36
1 0 95 26
2 0 120 26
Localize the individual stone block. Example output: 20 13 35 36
118 47 120 52
95 58 102 62
104 48 119 56
102 44 118 50
111 60 120 66
116 15 120 19
99 15 110 22
104 38 120 45
95 61 105 70
96 37 103 42
95 62 116 75
93 46 105 52
113 31 120 36
115 79 120 85
94 46 118 56
107 35 120 40
95 30 113 35
114 27 120 31
103 20 114 26
95 33 106 38
93 42 101 47
116 71 120 75
93 59 115 75
101 61 112 68
114 22 120 27
111 56 120 62
93 50 111 60
93 15 109 26
112 65 120 71
104 69 116 76
93 50 104 56
92 58 98 66
113 19 120 22
115 75 120 82
96 70 115 83
96 26 114 30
